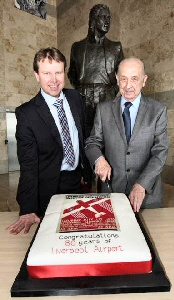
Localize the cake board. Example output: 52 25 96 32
11 213 171 297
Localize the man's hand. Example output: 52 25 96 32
6 213 40 235
95 157 111 182
129 183 145 212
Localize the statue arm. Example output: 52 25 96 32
114 42 124 94
67 44 78 88
115 42 124 72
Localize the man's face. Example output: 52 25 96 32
34 58 65 98
116 60 148 102
95 8 110 34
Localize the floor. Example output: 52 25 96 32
0 171 174 212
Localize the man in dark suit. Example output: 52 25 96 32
85 57 169 212
7 47 89 235
68 4 124 137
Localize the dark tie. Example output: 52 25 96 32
54 99 75 167
122 102 132 144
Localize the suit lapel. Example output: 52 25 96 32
111 95 149 145
35 92 63 148
64 90 83 145
130 95 148 142
104 37 112 73
111 97 127 144
35 90 83 150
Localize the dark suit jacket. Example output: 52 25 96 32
68 36 124 93
85 95 169 208
16 89 87 216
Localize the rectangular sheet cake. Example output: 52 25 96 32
27 193 152 278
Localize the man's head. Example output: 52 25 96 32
116 58 148 102
33 47 67 98
33 47 67 73
88 4 110 36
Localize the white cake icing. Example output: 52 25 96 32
27 193 152 278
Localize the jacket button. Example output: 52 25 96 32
127 169 130 172
127 152 130 155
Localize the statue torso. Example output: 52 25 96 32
82 42 109 84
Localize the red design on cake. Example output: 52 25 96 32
58 195 119 232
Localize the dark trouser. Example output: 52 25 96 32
57 166 83 194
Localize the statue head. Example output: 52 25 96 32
88 4 110 39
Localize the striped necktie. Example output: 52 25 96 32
54 99 75 167
122 102 132 144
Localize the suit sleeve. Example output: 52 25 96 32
15 107 39 216
136 106 169 194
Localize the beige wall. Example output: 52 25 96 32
0 0 57 173
57 0 174 185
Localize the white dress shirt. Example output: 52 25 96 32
41 89 79 171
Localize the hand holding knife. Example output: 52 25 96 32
105 179 113 192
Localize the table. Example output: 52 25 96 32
0 209 173 300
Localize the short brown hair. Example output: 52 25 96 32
33 47 67 73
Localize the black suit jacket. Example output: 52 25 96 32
15 89 87 216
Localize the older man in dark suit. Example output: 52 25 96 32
85 58 169 212
7 47 90 235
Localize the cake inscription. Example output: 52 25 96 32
94 245 124 253
51 231 121 255
52 246 88 254
51 244 124 255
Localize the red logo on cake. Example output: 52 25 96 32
58 194 119 232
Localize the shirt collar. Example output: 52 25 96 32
41 88 64 107
121 93 141 110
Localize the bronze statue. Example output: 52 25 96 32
68 4 124 136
